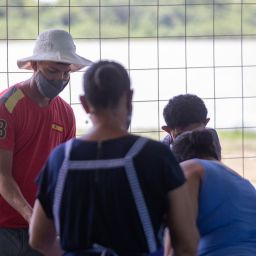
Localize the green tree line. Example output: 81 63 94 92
1 0 256 39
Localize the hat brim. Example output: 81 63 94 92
17 52 93 72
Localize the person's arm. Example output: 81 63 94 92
29 199 64 256
167 183 199 256
0 148 32 223
163 227 173 256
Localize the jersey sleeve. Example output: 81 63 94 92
0 103 15 151
138 140 186 195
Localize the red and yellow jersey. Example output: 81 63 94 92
0 83 76 228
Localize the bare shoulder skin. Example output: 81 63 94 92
164 159 203 256
0 149 33 223
29 200 63 256
166 182 200 256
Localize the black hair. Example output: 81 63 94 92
163 94 208 129
172 129 221 163
83 60 130 109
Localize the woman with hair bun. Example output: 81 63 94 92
171 128 256 256
29 60 199 256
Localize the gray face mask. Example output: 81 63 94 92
35 71 69 99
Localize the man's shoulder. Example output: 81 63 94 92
0 85 25 113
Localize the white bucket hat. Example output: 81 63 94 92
17 29 92 72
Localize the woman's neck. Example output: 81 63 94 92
81 113 129 141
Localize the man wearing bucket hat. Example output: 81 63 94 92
0 29 92 255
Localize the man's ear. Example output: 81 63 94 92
30 61 38 71
161 125 171 134
80 95 90 114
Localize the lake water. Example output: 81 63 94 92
0 38 256 133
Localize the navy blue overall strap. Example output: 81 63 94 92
53 137 157 253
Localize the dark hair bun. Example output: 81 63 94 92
172 128 220 162
83 60 130 109
95 65 120 91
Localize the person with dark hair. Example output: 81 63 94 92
162 94 221 158
170 129 256 256
0 29 92 256
162 94 208 140
172 128 221 163
28 60 199 256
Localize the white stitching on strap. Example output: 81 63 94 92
68 158 125 170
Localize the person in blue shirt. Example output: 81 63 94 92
170 128 256 256
28 60 199 256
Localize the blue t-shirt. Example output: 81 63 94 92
197 159 256 256
37 135 185 255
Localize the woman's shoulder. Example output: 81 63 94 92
180 159 205 178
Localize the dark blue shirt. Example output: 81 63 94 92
37 135 185 255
